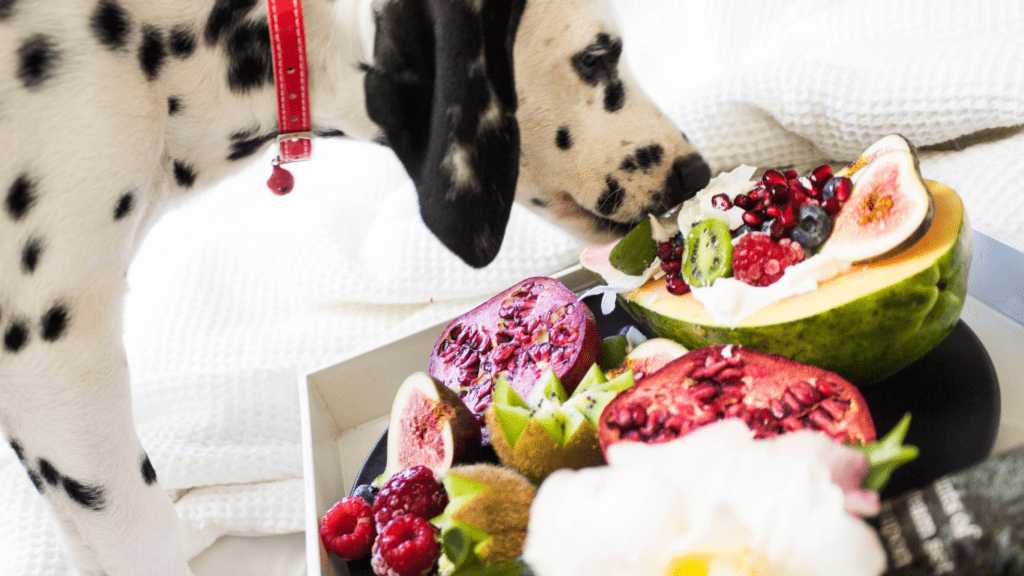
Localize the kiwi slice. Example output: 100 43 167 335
681 219 733 287
609 218 657 275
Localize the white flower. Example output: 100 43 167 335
523 420 886 576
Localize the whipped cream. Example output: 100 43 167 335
691 253 853 327
593 164 856 325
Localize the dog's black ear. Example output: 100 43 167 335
364 0 526 268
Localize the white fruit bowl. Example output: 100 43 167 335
298 266 597 576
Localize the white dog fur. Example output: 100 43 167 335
0 0 709 574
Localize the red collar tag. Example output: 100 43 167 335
266 0 312 195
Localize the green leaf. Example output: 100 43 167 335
600 336 630 371
609 218 657 275
855 412 919 492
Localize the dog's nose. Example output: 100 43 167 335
664 153 712 206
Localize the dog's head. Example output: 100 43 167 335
364 0 710 267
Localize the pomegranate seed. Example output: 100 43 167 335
819 398 849 421
750 187 768 201
833 177 852 202
769 399 788 419
815 380 836 396
783 169 799 180
766 205 781 219
769 183 789 205
800 176 820 199
665 276 691 295
742 211 766 227
782 391 803 412
762 169 787 188
711 193 732 211
656 242 673 262
822 197 842 216
790 381 821 405
768 218 786 240
733 195 754 210
779 204 798 228
810 164 834 188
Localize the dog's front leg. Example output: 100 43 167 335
2 277 194 576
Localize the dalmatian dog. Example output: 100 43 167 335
0 0 710 574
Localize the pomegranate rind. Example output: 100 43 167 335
582 181 969 385
384 372 482 483
428 277 602 443
597 345 877 457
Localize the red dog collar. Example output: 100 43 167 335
266 0 311 195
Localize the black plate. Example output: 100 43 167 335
341 297 1000 574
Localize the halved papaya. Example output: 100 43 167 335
580 181 970 385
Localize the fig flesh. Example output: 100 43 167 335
821 151 934 263
598 345 876 457
429 277 601 444
384 372 481 482
605 337 688 380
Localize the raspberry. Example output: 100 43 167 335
318 496 376 561
373 466 448 532
732 233 805 287
371 515 439 576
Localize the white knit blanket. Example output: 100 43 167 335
2 0 1023 574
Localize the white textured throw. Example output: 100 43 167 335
2 0 1023 574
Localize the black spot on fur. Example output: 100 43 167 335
597 176 626 216
225 19 273 93
168 25 196 58
0 0 16 21
168 96 182 115
27 470 43 493
41 305 68 342
138 25 166 81
635 145 663 170
315 129 347 139
4 322 28 353
555 127 572 150
141 454 157 485
21 237 42 273
17 34 60 89
620 157 638 173
227 128 275 161
114 192 134 220
9 440 25 462
6 173 36 220
530 197 551 208
205 0 258 45
173 160 197 188
570 33 622 86
91 0 131 51
38 459 59 486
604 80 625 112
63 477 106 511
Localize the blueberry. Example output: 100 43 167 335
352 483 378 505
790 205 832 250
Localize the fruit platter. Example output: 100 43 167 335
301 137 1002 576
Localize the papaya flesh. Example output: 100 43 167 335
581 181 970 385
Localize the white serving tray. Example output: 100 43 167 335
299 232 1024 576
298 266 598 576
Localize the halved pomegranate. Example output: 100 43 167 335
598 345 875 455
429 277 601 444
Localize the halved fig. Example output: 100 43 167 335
598 345 876 457
429 277 601 444
820 151 934 263
837 133 920 181
605 337 688 380
385 372 482 482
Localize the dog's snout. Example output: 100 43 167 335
664 153 712 206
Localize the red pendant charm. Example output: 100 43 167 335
267 163 295 195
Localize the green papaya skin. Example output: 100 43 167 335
617 214 970 385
